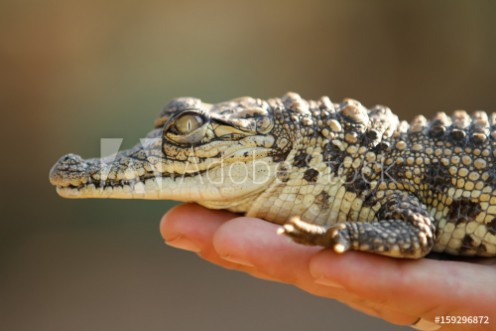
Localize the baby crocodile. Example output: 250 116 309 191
49 92 496 258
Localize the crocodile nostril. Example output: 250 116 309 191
60 153 83 163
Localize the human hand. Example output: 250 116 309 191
160 203 496 330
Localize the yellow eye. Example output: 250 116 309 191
173 114 205 134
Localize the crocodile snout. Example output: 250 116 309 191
49 153 90 187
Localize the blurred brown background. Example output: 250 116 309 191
1 0 495 330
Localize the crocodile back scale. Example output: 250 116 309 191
49 92 496 258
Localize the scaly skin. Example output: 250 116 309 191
49 92 496 258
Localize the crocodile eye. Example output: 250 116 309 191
173 114 205 134
165 112 209 145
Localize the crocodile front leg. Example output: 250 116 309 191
279 193 436 259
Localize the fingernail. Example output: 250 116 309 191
314 277 345 289
165 236 201 252
220 254 254 267
410 318 441 330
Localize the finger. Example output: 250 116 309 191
343 298 419 326
213 217 321 284
160 204 279 281
309 250 496 320
308 252 435 325
163 208 353 291
160 203 235 252
211 217 360 298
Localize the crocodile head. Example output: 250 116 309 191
49 96 292 212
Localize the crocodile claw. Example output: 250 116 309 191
278 217 351 253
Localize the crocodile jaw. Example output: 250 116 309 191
53 170 274 206
51 159 275 203
49 145 278 210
